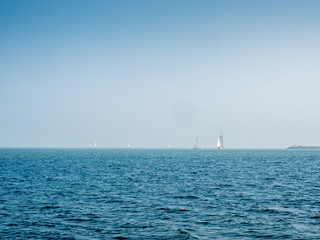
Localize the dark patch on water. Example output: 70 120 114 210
157 207 189 213
174 195 199 199
177 229 198 239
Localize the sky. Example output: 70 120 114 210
1 0 320 148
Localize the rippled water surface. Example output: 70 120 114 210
1 149 320 239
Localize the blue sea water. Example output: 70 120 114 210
0 149 320 239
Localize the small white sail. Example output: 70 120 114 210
217 133 224 149
127 142 131 148
94 142 97 148
193 137 200 149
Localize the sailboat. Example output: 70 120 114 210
217 133 224 149
193 137 200 149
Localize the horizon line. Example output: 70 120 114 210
0 147 288 150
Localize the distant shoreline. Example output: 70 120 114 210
286 145 320 150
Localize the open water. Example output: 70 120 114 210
0 149 320 239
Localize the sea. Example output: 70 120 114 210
1 148 320 239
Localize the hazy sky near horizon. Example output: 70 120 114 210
1 0 320 148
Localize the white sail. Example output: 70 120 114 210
217 133 224 149
94 142 97 148
193 137 200 149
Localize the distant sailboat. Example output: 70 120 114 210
193 137 200 149
217 133 224 149
94 142 97 148
127 142 131 148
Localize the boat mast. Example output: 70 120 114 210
193 137 199 149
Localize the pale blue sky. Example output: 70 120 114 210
1 0 320 148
